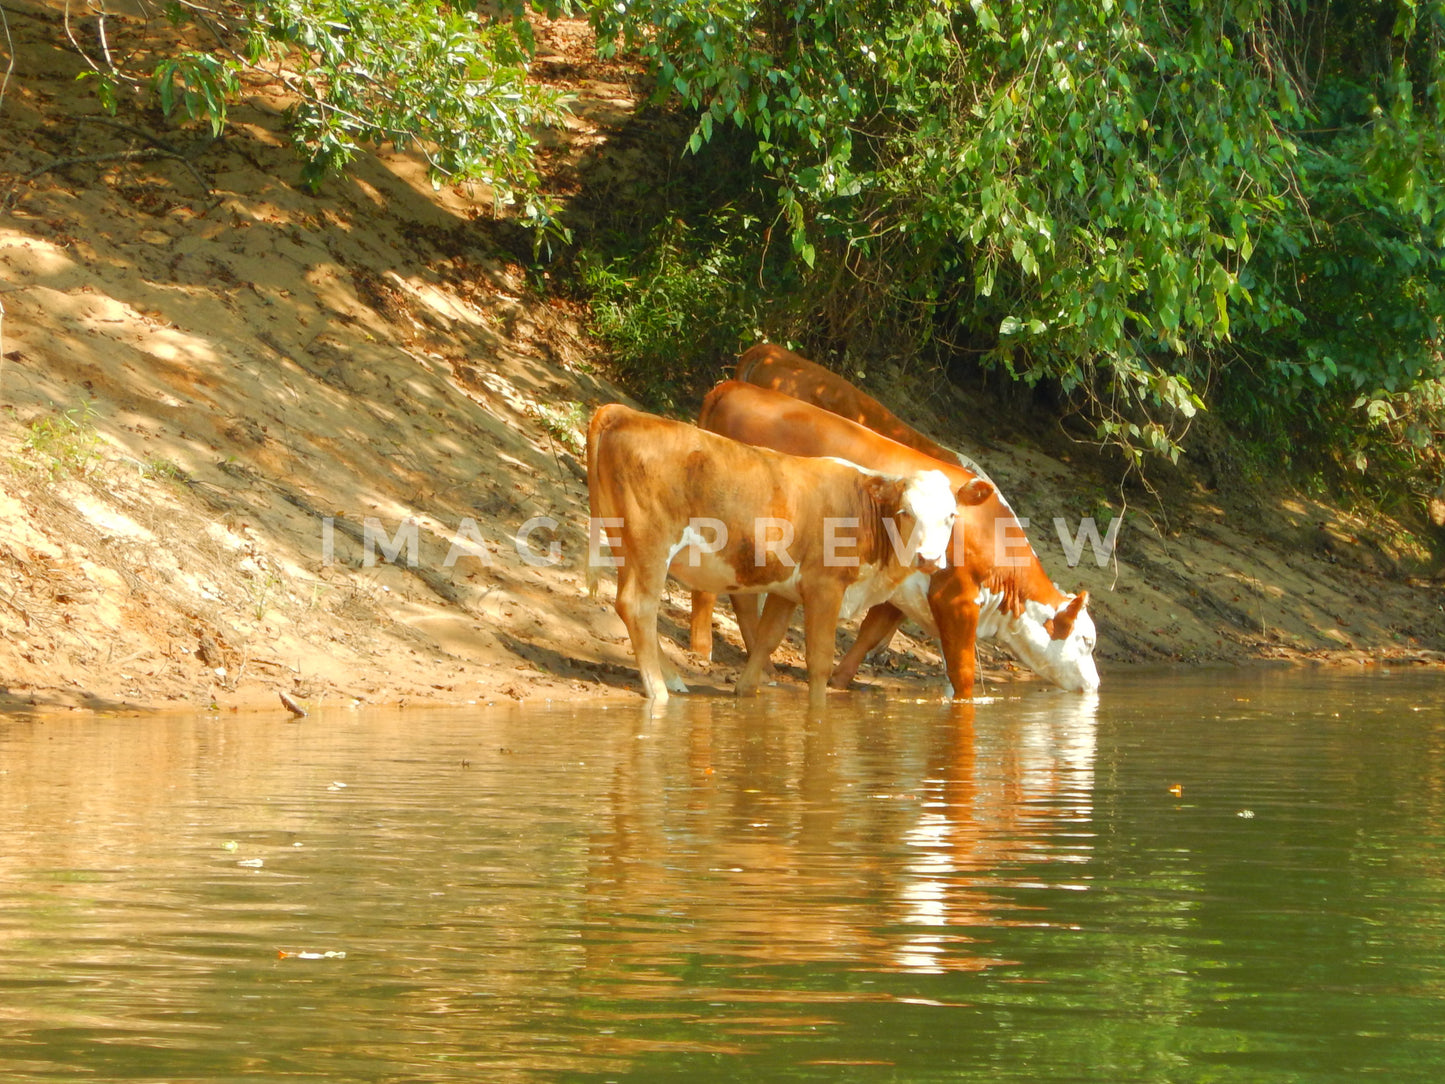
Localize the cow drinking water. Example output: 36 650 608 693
693 381 1100 698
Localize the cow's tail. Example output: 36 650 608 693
584 406 608 598
734 342 775 383
696 383 719 435
585 533 602 599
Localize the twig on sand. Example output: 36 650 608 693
278 690 309 718
1 4 16 120
22 143 215 196
9 117 220 207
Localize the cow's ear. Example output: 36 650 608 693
864 474 894 503
956 478 994 506
1045 591 1088 640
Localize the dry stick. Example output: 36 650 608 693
93 0 115 72
78 115 191 151
0 3 15 117
0 588 30 624
0 7 10 401
21 143 214 197
541 425 575 499
62 0 103 77
1250 574 1268 639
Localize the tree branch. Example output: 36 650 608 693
20 144 214 196
0 4 15 119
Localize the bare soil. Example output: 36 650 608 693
2 2 1443 716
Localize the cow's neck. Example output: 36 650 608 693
973 540 1070 679
979 553 1061 618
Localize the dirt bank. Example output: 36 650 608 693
2 3 1443 715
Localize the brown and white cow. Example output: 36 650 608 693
737 343 991 478
586 403 965 705
693 381 1100 698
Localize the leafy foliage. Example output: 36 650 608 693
151 50 238 137
588 0 1445 483
1222 6 1445 483
54 0 1445 494
247 0 568 234
580 211 766 407
67 0 570 237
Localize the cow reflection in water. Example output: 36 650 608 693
892 694 1099 973
577 693 1099 992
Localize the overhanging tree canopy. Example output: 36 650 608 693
53 0 1445 477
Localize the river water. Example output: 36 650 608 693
2 669 1445 1082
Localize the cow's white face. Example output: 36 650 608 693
1049 601 1101 693
901 469 958 568
987 591 1101 694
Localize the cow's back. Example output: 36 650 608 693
736 344 962 465
591 400 879 549
702 381 957 487
592 403 755 528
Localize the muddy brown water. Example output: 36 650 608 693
3 669 1445 1081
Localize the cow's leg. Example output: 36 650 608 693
655 584 689 693
659 648 688 694
730 593 762 653
830 602 907 689
689 591 716 658
615 563 680 702
734 593 794 696
800 584 845 705
930 591 980 700
728 594 780 678
690 591 773 673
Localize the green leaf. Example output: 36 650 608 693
970 1 1000 35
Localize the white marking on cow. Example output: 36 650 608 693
900 470 957 567
667 517 728 568
977 589 1100 694
889 571 937 637
952 449 994 483
810 462 956 568
765 564 806 603
839 561 890 620
885 577 1099 694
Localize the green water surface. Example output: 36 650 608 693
2 668 1444 1081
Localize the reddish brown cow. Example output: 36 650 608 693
586 404 964 705
692 382 1099 698
737 343 989 476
